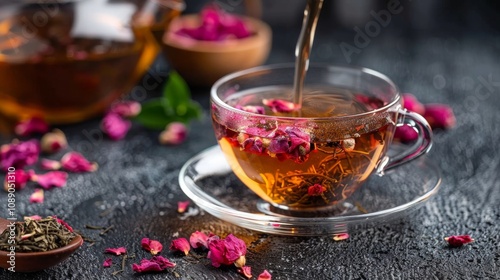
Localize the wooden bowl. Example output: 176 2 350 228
161 14 272 87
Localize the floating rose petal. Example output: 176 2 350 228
101 112 131 141
424 104 456 129
307 184 326 197
159 122 188 145
393 124 418 143
207 234 247 268
333 233 350 241
53 216 74 232
444 235 474 247
235 105 265 114
29 189 44 204
24 215 42 221
262 99 298 113
3 169 31 191
132 256 176 273
104 247 127 256
31 171 68 189
40 129 68 154
402 94 425 115
103 258 112 268
170 238 190 255
40 158 61 170
61 152 98 173
14 117 50 137
109 101 141 118
257 270 272 280
0 139 40 171
238 266 252 278
177 200 190 213
342 138 356 152
141 238 163 255
190 231 209 249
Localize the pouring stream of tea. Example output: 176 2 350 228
292 0 324 113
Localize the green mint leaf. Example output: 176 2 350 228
134 99 174 130
162 71 191 115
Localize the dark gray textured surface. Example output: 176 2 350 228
1 6 500 280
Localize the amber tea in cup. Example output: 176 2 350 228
211 64 432 213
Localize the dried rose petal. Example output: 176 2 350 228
333 233 350 241
190 231 209 249
238 266 252 278
307 184 326 196
0 139 40 171
141 238 163 255
235 105 265 114
30 171 68 189
207 234 247 268
103 258 113 268
40 129 68 154
14 117 50 137
170 238 190 255
109 101 141 118
101 112 131 141
177 200 190 213
257 270 272 280
40 158 61 170
445 235 474 247
132 256 176 273
104 247 127 256
159 122 187 145
262 99 298 113
424 104 456 129
24 215 42 220
393 124 419 143
29 189 44 204
61 151 98 172
3 169 31 191
53 216 74 232
402 93 425 115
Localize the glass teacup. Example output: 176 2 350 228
211 64 432 214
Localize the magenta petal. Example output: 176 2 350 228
169 238 190 255
40 158 61 170
103 258 113 268
189 231 209 249
238 266 252 278
262 99 297 113
257 270 272 280
235 105 265 114
29 189 44 204
53 216 74 232
445 235 474 247
61 152 98 173
207 237 226 267
223 234 247 263
104 247 127 256
14 117 50 137
31 171 68 189
177 200 190 213
393 124 419 143
101 113 131 141
132 260 162 273
3 169 30 191
159 122 188 145
424 104 456 129
0 139 40 171
141 238 163 255
402 94 425 115
109 101 141 118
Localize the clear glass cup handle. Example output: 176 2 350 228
376 109 433 174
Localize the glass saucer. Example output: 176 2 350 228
178 145 441 236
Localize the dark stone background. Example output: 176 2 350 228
1 0 499 279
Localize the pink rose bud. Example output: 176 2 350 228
3 169 31 191
333 233 350 241
40 129 68 154
40 158 61 170
177 200 190 213
444 235 474 247
402 94 425 115
393 124 419 143
101 112 131 141
423 104 456 129
14 117 50 137
190 231 209 249
109 101 141 118
0 139 40 171
61 152 98 172
141 238 163 255
30 171 68 189
132 256 176 273
29 189 44 204
104 247 127 256
103 258 112 268
170 238 190 255
238 266 252 278
257 270 272 280
159 122 187 145
207 234 247 268
262 99 298 113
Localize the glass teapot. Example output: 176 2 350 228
0 0 184 124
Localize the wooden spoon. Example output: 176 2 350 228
0 217 83 272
